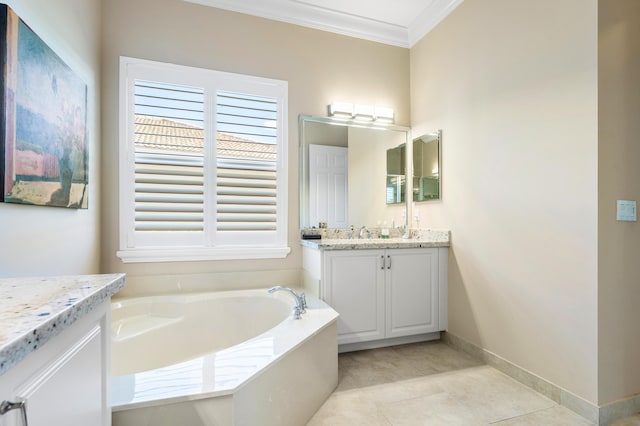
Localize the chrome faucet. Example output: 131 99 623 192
393 219 409 239
359 226 371 239
267 286 307 319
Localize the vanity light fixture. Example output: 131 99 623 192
328 102 354 118
353 104 375 121
328 102 395 124
374 106 395 123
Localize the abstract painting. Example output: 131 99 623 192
0 4 88 208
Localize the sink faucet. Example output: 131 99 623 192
267 286 307 319
393 219 409 239
359 226 371 239
348 225 355 239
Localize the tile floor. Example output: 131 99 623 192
307 341 640 426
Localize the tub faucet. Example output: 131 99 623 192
267 286 306 319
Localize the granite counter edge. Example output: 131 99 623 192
0 274 126 377
301 240 450 250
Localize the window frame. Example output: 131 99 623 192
117 56 290 263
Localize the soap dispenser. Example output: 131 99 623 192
381 221 390 239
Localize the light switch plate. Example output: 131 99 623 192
617 200 637 222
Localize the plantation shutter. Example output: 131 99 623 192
119 57 289 261
133 80 206 233
216 91 278 232
132 84 280 234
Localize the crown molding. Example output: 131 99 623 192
184 0 463 48
408 0 464 47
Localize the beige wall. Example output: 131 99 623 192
410 0 599 403
598 0 640 405
100 0 410 295
0 0 101 277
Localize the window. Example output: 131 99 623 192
118 57 289 262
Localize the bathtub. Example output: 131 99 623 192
110 289 339 426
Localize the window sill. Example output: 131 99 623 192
117 246 291 263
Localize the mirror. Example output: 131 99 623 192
412 130 441 202
386 144 406 204
299 115 410 229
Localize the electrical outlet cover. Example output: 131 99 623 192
617 200 637 222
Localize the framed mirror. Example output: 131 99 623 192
299 115 410 230
412 130 441 202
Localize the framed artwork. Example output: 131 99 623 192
0 4 88 208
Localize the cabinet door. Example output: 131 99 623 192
0 303 109 426
386 248 439 338
16 326 104 426
323 250 385 344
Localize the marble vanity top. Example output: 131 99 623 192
301 229 450 250
0 273 126 376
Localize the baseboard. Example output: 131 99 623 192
599 395 640 425
441 332 615 424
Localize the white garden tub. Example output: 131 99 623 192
110 289 338 426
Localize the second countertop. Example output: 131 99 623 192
301 229 450 250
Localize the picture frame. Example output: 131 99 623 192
0 4 88 208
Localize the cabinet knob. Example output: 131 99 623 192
0 400 28 425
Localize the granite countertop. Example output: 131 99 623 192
301 229 450 250
0 273 126 376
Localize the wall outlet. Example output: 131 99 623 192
617 200 637 222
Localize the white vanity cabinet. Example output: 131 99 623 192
0 274 125 426
0 301 110 426
303 244 448 351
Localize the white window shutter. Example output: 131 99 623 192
118 57 289 262
216 91 278 232
133 80 206 238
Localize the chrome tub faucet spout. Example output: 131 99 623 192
267 286 306 319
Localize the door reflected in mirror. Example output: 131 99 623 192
413 130 441 202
